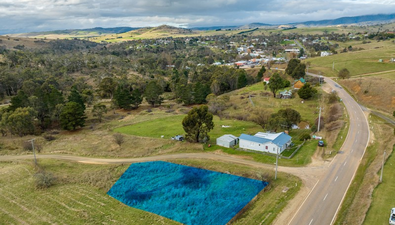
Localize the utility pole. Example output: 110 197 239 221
332 61 335 71
317 106 322 132
275 147 279 180
380 151 386 183
29 139 37 166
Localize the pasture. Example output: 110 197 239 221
0 158 300 224
306 40 395 77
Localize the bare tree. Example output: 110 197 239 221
113 133 124 147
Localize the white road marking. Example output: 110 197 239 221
355 139 358 143
309 219 314 225
335 176 338 182
324 193 329 201
344 161 347 166
351 149 354 153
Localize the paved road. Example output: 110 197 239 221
287 73 370 225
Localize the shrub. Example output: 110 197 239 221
34 171 56 189
22 141 42 153
299 133 311 141
44 135 56 141
328 92 338 104
113 133 125 147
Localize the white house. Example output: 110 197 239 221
216 134 239 148
239 132 292 154
321 51 332 57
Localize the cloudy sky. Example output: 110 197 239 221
1 0 395 34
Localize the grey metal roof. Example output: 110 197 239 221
271 132 292 146
239 134 271 144
217 134 238 142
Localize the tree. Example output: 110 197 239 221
130 89 143 109
113 86 132 109
285 59 301 75
338 68 350 79
257 65 266 81
68 86 85 110
298 48 305 58
99 77 117 99
268 73 284 98
277 108 301 130
144 81 164 106
1 107 36 137
8 90 29 112
92 103 107 123
298 83 317 100
266 108 301 131
290 63 306 79
182 105 214 143
237 72 247 89
249 108 272 128
113 133 124 147
392 111 395 118
60 102 86 131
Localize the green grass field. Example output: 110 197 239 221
306 41 395 77
114 115 263 140
0 158 301 224
364 145 395 225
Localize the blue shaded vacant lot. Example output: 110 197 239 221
108 161 267 225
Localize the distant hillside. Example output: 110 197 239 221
292 13 395 26
192 26 238 31
10 27 139 38
238 23 273 29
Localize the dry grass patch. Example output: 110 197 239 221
340 76 395 114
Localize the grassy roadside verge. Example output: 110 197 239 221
335 115 395 224
364 145 395 225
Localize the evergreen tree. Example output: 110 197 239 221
193 82 211 104
1 107 36 137
338 68 351 79
113 86 132 109
268 73 284 98
298 83 317 100
285 58 301 75
8 90 29 111
182 105 214 143
144 81 164 106
237 72 247 89
68 86 85 110
60 102 86 131
130 89 143 109
257 66 266 81
290 63 306 79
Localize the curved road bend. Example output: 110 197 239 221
287 73 370 225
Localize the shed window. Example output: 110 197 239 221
265 146 268 150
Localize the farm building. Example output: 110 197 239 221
216 134 239 148
239 132 292 154
293 80 305 89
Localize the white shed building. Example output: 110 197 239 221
216 134 239 148
239 132 292 154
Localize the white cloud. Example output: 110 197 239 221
0 0 395 34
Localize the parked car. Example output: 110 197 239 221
171 135 184 141
389 208 395 225
318 140 325 147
